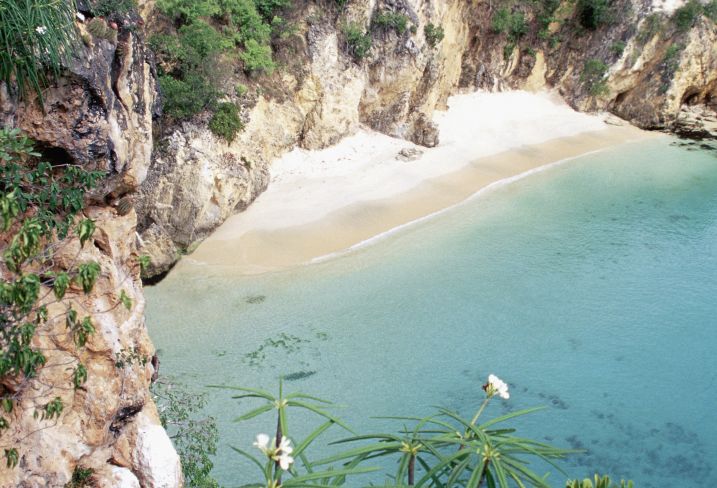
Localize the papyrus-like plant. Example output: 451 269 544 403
218 374 584 488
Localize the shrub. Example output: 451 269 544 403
0 0 78 101
159 74 218 119
90 0 137 18
373 10 410 35
240 39 275 74
581 58 609 96
705 0 717 21
662 43 684 73
223 0 273 45
343 22 372 60
152 378 220 488
576 0 612 30
155 0 221 23
672 0 703 31
65 467 94 488
492 8 527 40
235 83 249 97
209 102 243 141
492 7 512 34
610 40 626 56
424 22 445 47
254 0 292 21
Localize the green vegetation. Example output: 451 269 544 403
235 83 249 96
0 128 137 466
0 0 78 101
342 22 372 61
705 0 717 21
209 102 243 142
673 0 708 31
637 13 663 43
581 58 609 96
576 0 612 30
153 378 220 488
661 43 684 79
373 10 410 35
424 22 445 47
90 0 137 18
492 7 528 59
217 377 634 487
65 467 94 488
537 0 561 36
151 0 291 123
566 475 634 488
240 39 276 74
610 40 626 56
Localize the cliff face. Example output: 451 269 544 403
0 16 181 488
137 0 717 278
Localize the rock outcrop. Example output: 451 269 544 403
136 0 717 278
0 13 181 488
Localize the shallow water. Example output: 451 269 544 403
146 138 717 487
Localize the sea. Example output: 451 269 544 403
146 137 717 487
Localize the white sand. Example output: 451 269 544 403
208 90 609 241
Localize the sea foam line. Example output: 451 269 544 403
307 140 645 266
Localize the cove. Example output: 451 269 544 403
146 137 717 487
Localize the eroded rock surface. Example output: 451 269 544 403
0 14 180 488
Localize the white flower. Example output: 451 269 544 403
253 433 271 454
275 437 294 470
35 26 47 35
277 450 294 470
253 434 294 471
484 374 510 400
76 12 86 22
277 437 293 455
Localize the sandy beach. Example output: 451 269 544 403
178 90 657 275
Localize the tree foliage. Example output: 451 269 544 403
0 128 110 467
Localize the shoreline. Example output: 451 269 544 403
174 91 658 276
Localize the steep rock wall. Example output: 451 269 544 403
0 14 181 488
137 0 717 277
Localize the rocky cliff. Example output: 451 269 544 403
136 0 717 278
0 11 181 488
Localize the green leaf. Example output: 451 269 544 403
53 272 70 299
76 261 101 294
76 218 95 247
119 289 132 310
233 403 274 422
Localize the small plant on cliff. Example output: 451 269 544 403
0 128 132 467
0 0 78 102
65 466 94 488
672 0 704 31
342 22 372 61
209 103 244 142
90 0 137 18
424 22 445 47
581 58 609 97
373 10 411 35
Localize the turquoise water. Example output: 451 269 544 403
146 138 717 487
